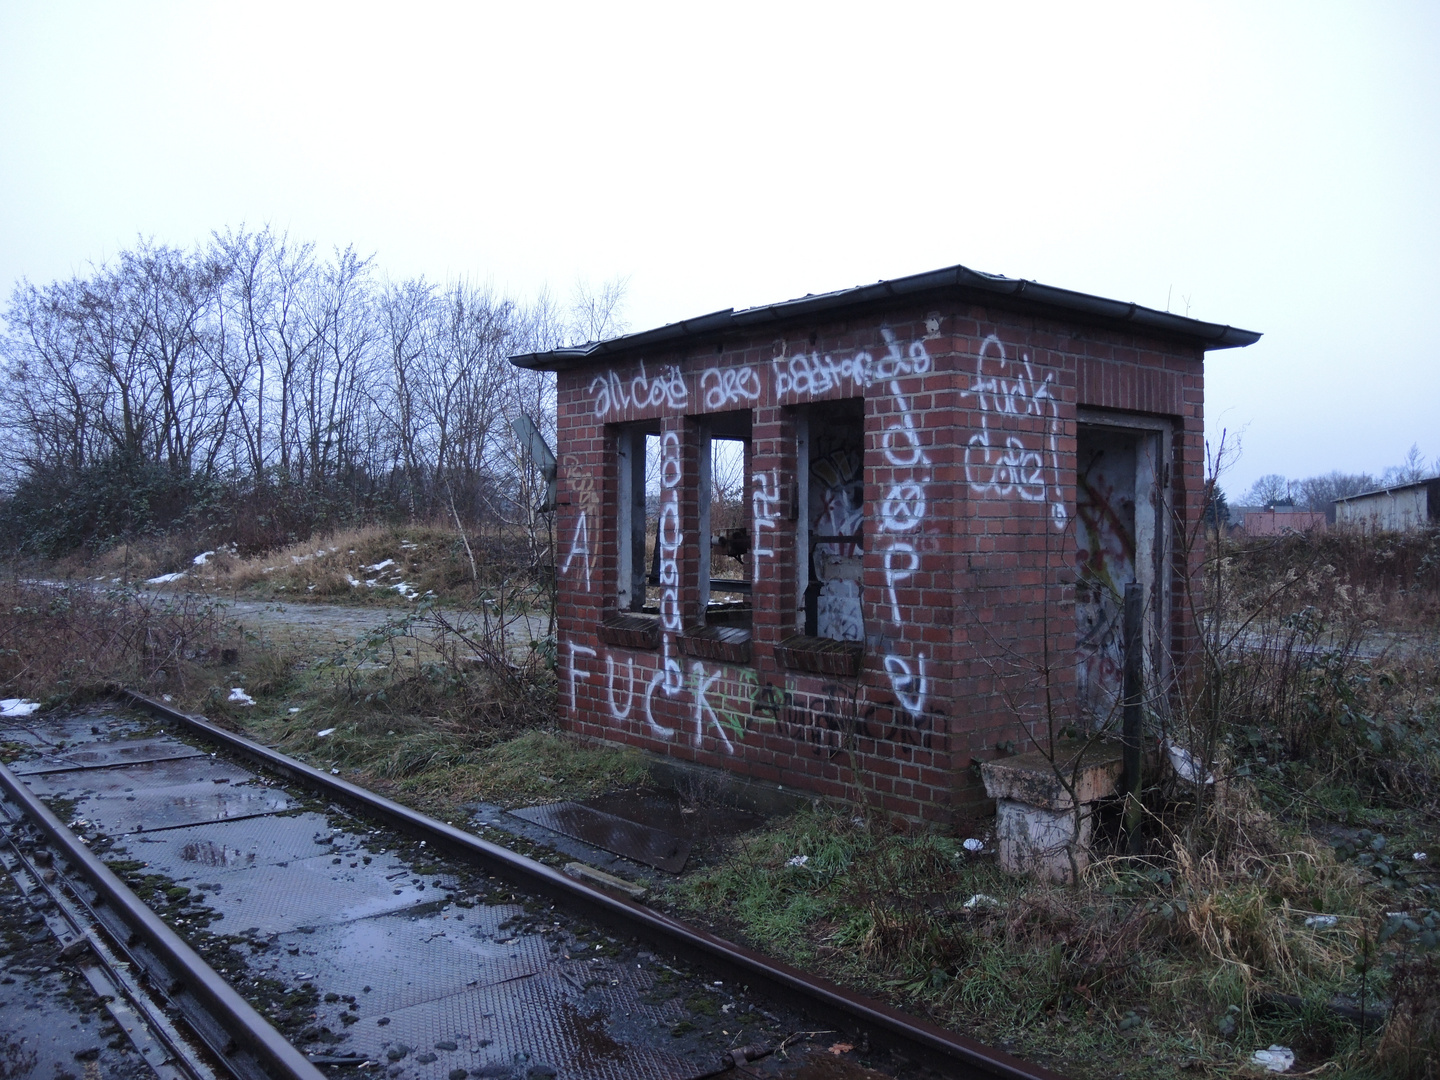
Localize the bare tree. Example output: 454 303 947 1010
1243 473 1294 506
1383 443 1433 486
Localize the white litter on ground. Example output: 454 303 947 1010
1163 739 1215 785
227 688 256 706
288 707 301 714
0 699 41 717
963 838 985 852
1415 852 1429 862
1250 1046 1294 1072
316 728 336 738
785 855 809 868
146 572 186 584
963 894 1001 910
192 551 215 566
1304 915 1338 928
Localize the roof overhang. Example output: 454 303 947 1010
510 261 1262 371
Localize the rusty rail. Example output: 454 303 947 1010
120 688 1068 1080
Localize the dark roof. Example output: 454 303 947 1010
510 261 1262 371
1334 477 1440 503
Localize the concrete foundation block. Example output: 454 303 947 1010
981 741 1126 883
994 798 1096 883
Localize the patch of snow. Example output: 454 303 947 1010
963 894 1001 910
227 688 256 706
399 541 417 550
346 575 362 588
0 699 41 717
1251 1046 1294 1072
192 551 215 566
262 566 278 574
1163 739 1215 785
146 572 186 584
785 855 809 868
393 581 418 599
288 707 301 714
364 559 395 573
316 727 336 738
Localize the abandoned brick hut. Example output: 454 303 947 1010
510 264 1259 823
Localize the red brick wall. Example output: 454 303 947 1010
552 301 1205 823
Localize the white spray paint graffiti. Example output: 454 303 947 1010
604 653 638 720
645 428 686 738
884 653 930 716
751 469 782 584
701 366 761 410
772 335 932 399
961 334 1066 528
875 331 933 720
589 361 687 421
567 642 596 714
690 661 736 753
559 455 598 591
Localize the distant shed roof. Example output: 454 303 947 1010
510 261 1262 371
1334 477 1440 503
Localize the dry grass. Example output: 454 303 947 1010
0 578 237 702
48 521 547 608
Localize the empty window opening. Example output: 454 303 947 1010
700 412 752 630
615 423 662 614
798 401 865 640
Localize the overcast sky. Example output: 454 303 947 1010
2 1 1436 497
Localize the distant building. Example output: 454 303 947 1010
1335 478 1440 532
1229 505 1327 536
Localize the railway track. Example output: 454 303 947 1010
0 693 1067 1080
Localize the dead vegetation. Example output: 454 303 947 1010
50 521 549 609
0 579 237 703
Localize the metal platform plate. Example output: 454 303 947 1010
331 961 699 1080
254 903 553 1015
20 755 252 796
510 802 693 873
24 758 294 834
11 738 205 774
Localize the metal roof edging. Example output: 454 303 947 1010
510 262 1261 370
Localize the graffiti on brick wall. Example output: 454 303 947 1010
875 330 933 720
772 335 932 399
589 361 687 420
701 366 761 410
751 469 782 584
568 645 942 755
961 334 1066 528
559 455 598 591
650 428 686 732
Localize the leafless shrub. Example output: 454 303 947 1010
0 579 234 699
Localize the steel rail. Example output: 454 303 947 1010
0 757 328 1080
121 689 1069 1080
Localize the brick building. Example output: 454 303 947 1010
510 264 1259 822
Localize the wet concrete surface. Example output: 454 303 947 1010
1 707 918 1080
